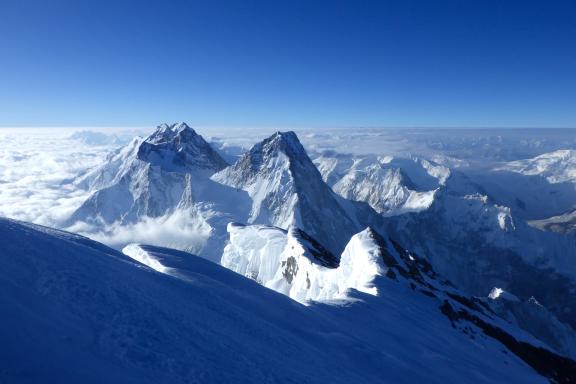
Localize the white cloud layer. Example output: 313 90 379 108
68 210 210 254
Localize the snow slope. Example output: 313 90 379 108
222 223 388 302
488 288 576 360
3 217 568 383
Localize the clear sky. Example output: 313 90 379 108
0 0 575 128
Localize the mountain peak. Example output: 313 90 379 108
149 122 198 144
213 130 315 186
137 123 228 173
262 131 307 160
212 130 361 257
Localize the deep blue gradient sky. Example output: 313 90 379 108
0 0 575 127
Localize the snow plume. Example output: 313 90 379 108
69 209 211 254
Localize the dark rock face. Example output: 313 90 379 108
281 256 298 284
290 228 339 268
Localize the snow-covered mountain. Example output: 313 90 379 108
222 223 406 303
68 122 251 260
60 124 576 370
385 188 576 335
215 220 576 379
496 149 576 184
71 122 231 224
69 126 375 259
6 123 576 382
459 149 576 221
212 131 365 255
313 153 447 216
220 220 576 361
312 150 576 354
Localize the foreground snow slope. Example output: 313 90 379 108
2 218 566 383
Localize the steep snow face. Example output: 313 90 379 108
222 223 431 303
74 136 144 192
222 223 384 303
221 223 345 302
213 131 361 256
313 153 446 216
496 149 576 184
67 123 250 260
222 224 393 303
488 287 576 360
333 164 438 216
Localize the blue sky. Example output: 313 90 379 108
0 0 575 127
